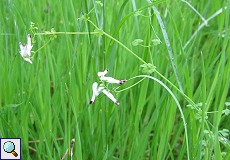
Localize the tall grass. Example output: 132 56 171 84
0 0 229 159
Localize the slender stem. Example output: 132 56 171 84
103 31 147 64
87 20 147 64
87 20 99 29
181 0 207 24
35 32 97 35
115 78 146 93
206 111 219 114
183 6 226 49
88 7 95 15
155 70 199 111
130 75 190 160
33 39 51 53
139 44 153 48
147 0 184 92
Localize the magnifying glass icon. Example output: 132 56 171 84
3 141 18 157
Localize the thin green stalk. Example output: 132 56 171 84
155 70 199 111
35 32 97 35
87 20 99 29
181 0 207 24
87 20 147 64
31 39 51 58
115 78 146 93
183 6 227 49
147 0 184 93
128 75 190 160
102 31 147 64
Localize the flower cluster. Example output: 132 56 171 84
19 34 33 64
89 69 126 105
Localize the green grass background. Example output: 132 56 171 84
0 0 229 159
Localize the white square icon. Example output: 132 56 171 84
0 138 21 160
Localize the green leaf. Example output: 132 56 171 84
132 39 143 46
79 13 90 21
96 1 103 7
152 39 161 45
186 102 203 110
195 110 208 122
30 21 38 35
222 109 230 115
154 10 160 15
134 11 142 16
50 28 56 33
94 28 104 36
219 129 229 137
203 130 212 134
32 38 36 43
201 140 207 147
140 63 156 74
49 28 57 40
225 102 230 107
4 103 23 108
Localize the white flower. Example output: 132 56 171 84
98 69 126 84
89 82 120 105
102 89 119 105
19 34 33 64
89 69 126 105
89 82 104 104
97 69 108 77
100 76 126 84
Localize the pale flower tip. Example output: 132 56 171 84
115 101 120 105
98 69 108 77
119 80 127 84
24 58 32 64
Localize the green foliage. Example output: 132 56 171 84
151 38 161 45
95 1 103 7
222 109 230 116
134 10 143 17
94 28 104 36
48 28 57 40
131 39 144 46
140 63 156 74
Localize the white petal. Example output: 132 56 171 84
97 69 108 77
102 89 119 105
92 82 99 96
27 34 33 52
90 83 98 104
19 43 24 52
89 94 96 104
97 84 105 93
19 43 27 57
19 34 33 57
23 58 32 64
90 82 104 104
100 76 126 84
